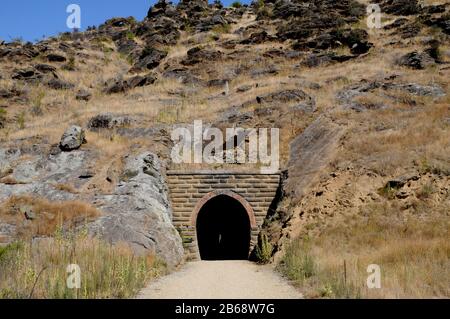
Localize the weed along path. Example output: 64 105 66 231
137 261 302 299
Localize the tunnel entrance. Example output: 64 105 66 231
196 194 251 260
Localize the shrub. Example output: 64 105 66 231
126 31 135 40
212 23 231 34
231 1 242 8
63 55 76 71
0 107 6 128
255 233 273 264
416 183 434 199
254 0 265 9
278 239 316 282
17 111 25 129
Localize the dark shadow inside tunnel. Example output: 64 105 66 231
196 195 251 260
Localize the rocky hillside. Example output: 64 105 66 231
0 0 448 270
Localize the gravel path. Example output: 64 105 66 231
138 261 302 299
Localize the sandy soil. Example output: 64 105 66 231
137 261 303 299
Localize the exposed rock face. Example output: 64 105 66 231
182 46 223 66
133 47 168 71
46 78 75 90
397 51 436 69
104 72 157 94
34 64 57 74
147 0 172 19
0 148 184 267
380 0 422 16
127 73 157 88
273 0 365 40
87 113 134 131
89 152 184 267
241 31 276 44
0 149 87 203
336 79 446 111
0 43 39 62
12 68 43 82
299 28 372 55
285 117 345 202
384 83 446 97
104 77 128 94
59 126 87 151
46 53 67 62
257 89 315 107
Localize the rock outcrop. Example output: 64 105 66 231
285 117 345 202
59 126 87 152
0 147 184 267
88 152 184 267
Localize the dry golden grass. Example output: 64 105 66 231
279 199 450 298
1 11 445 169
0 176 23 185
0 235 166 299
54 183 79 194
0 195 101 238
339 97 450 176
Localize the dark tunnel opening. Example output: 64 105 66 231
196 195 251 260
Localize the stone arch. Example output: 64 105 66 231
191 190 257 228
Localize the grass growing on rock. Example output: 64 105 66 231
0 234 166 299
0 196 101 238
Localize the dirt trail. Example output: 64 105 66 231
138 261 302 299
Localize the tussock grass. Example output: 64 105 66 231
278 201 450 298
0 196 100 238
0 235 165 299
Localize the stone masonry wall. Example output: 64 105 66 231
166 170 280 260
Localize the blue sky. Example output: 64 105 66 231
0 0 251 43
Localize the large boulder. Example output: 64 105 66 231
59 126 87 152
397 51 435 69
34 64 57 74
11 68 43 82
104 73 157 94
133 47 168 70
46 78 75 90
104 77 127 94
46 53 67 62
126 73 157 89
181 46 223 66
147 0 176 19
89 152 184 267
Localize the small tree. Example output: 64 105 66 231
231 1 242 8
213 0 223 8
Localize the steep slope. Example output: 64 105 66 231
0 1 448 296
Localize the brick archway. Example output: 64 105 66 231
191 190 257 228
